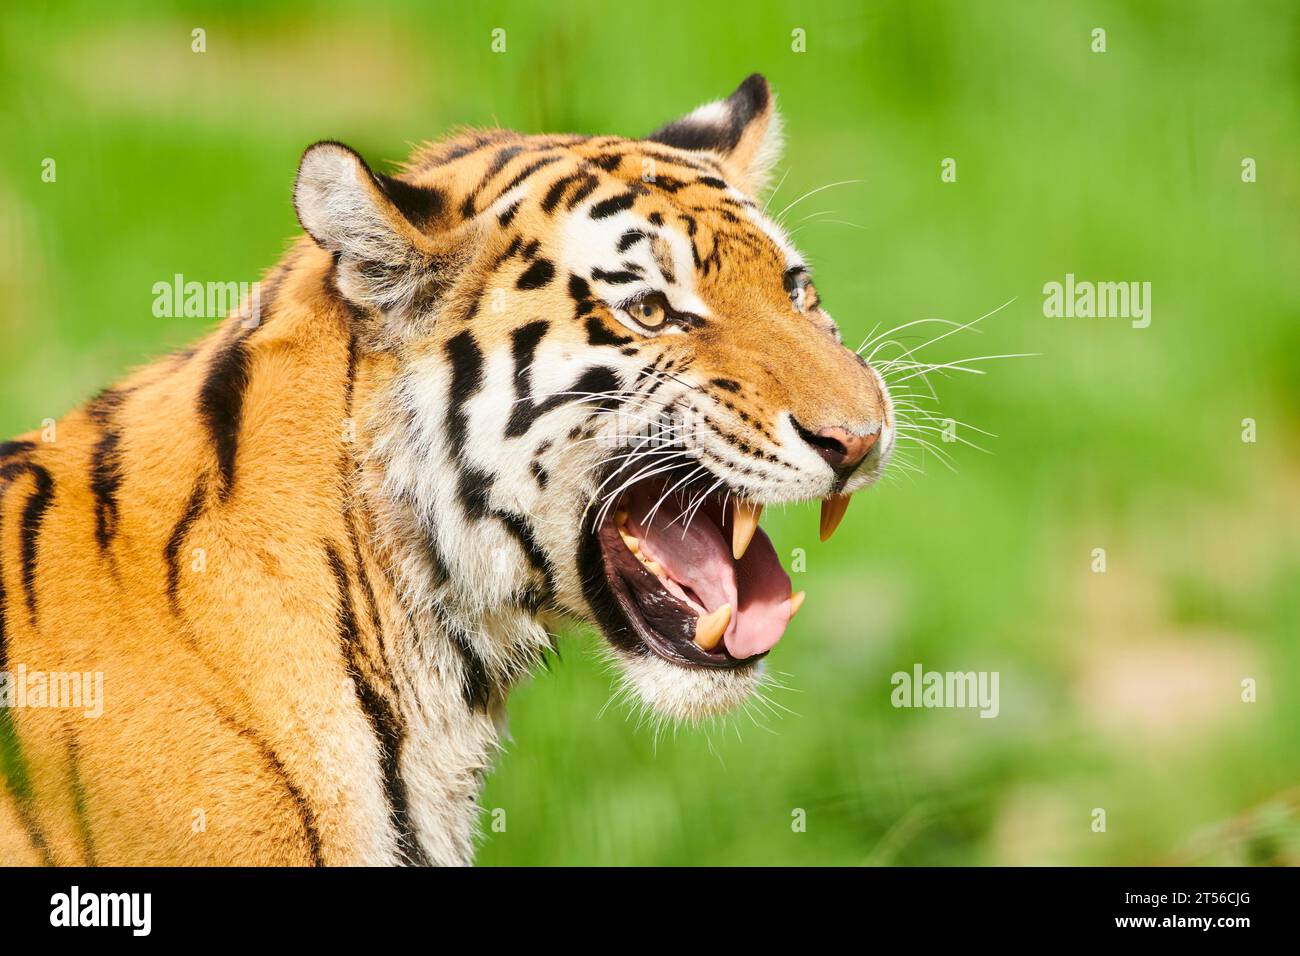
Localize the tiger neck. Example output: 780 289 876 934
347 354 551 866
257 246 547 862
339 349 555 864
266 244 547 701
345 336 553 709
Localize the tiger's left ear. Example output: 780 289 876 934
294 140 466 316
647 74 784 196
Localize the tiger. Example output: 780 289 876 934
0 74 893 866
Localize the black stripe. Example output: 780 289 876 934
164 476 208 614
590 192 637 220
479 155 562 216
18 466 52 628
459 146 524 219
343 328 359 409
456 465 493 521
485 145 526 176
568 273 592 303
444 618 493 712
444 331 484 454
210 701 324 866
506 322 622 438
504 321 550 437
494 511 553 591
86 389 127 552
0 441 34 462
418 132 516 171
586 317 633 347
516 258 555 290
421 530 451 587
326 542 428 866
591 267 641 285
569 273 596 317
560 366 626 419
0 482 54 865
566 174 600 209
632 147 720 173
493 235 523 269
462 286 488 324
497 200 521 227
0 461 54 628
541 173 581 213
348 520 390 672
683 222 703 268
198 329 253 501
643 173 689 194
617 229 646 252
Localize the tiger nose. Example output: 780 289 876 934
796 423 880 471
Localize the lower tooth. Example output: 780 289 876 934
693 603 732 651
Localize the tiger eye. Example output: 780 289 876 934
634 295 668 328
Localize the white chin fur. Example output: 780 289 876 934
609 648 765 723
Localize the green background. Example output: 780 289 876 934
3 0 1298 865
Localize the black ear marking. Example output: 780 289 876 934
649 73 770 154
376 174 448 233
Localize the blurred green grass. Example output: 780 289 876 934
2 0 1298 865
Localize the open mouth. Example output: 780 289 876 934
581 472 851 670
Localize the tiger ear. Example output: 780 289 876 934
647 74 784 196
293 141 458 313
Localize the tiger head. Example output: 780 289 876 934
293 75 893 722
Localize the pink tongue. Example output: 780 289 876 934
626 489 792 660
729 528 793 659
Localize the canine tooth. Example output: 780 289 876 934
789 591 806 618
819 494 852 541
614 509 629 526
693 603 732 651
731 499 763 560
619 529 640 553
